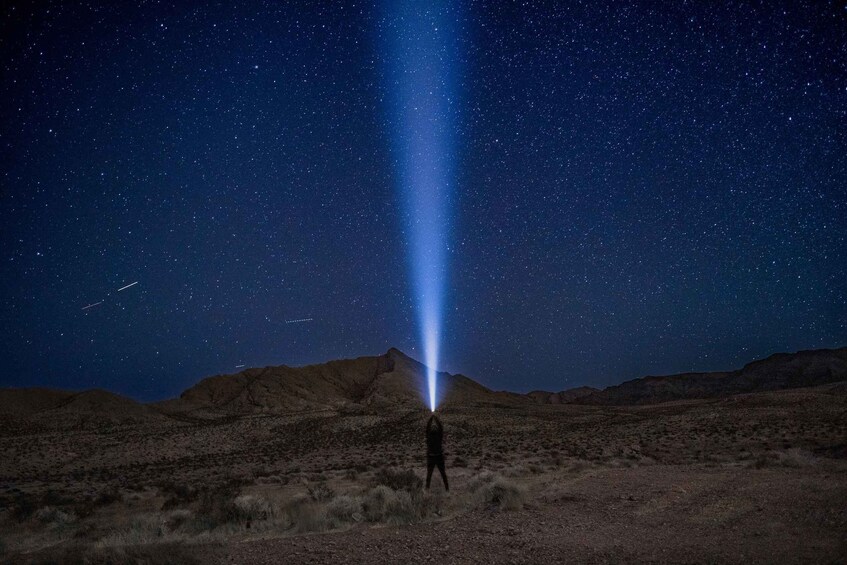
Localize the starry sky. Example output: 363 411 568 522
1 1 845 401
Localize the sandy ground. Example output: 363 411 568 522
2 384 846 563
213 464 847 565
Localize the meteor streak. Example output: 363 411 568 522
81 301 103 311
116 281 139 292
285 318 313 324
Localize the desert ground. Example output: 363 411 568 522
1 376 846 564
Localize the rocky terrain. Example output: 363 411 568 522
0 347 845 563
570 347 847 405
527 386 599 404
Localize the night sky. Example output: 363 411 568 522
1 1 845 401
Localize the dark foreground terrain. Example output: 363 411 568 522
1 374 846 564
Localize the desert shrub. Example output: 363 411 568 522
42 489 74 507
10 490 77 522
72 486 124 519
776 448 816 468
362 485 417 524
195 483 240 527
325 495 363 527
26 542 208 565
161 509 193 534
73 496 97 519
307 482 335 502
468 472 525 510
750 449 816 469
159 482 199 510
233 495 273 521
34 506 76 525
504 465 528 478
567 460 589 473
749 453 776 469
453 456 468 468
252 465 271 478
372 468 422 493
95 486 122 505
283 494 329 533
11 492 37 521
255 474 285 485
97 514 163 546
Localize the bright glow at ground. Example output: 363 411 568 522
425 327 439 411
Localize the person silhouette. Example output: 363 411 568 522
425 414 449 491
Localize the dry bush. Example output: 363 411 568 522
159 482 199 510
281 481 439 533
95 487 122 506
372 468 422 493
11 490 82 523
749 449 817 469
10 493 38 521
282 494 329 533
362 485 417 524
34 506 76 526
161 509 193 534
195 483 241 528
325 495 363 527
28 541 207 565
467 472 525 510
567 459 591 473
255 474 285 485
503 464 528 478
96 514 163 547
233 495 274 522
307 483 335 502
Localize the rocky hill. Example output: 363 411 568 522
0 387 164 429
3 346 845 421
527 386 599 404
573 347 847 405
158 348 523 416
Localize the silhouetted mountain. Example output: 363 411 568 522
157 348 523 416
0 387 163 428
527 387 600 404
574 347 847 405
3 347 845 422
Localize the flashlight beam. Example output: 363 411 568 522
381 0 462 412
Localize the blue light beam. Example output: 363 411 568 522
380 2 462 411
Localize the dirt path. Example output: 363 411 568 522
210 465 847 564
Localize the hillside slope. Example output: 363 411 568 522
162 348 523 415
575 347 847 405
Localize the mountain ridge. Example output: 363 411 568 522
1 346 845 420
568 346 847 405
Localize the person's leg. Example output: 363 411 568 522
426 456 435 489
437 456 449 491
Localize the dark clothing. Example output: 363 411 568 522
425 415 448 490
426 426 443 456
426 453 448 491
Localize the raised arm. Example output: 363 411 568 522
432 415 442 431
